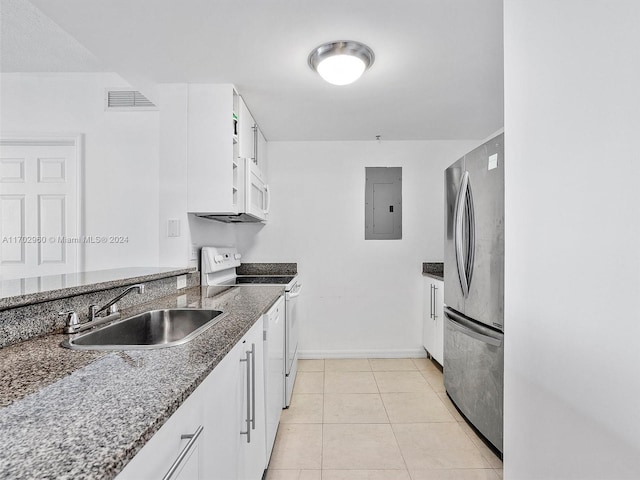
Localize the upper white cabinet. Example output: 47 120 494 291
187 84 241 215
187 85 268 221
423 277 444 365
238 96 267 182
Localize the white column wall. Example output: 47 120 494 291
504 1 640 478
237 140 478 357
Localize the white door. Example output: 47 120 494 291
0 140 81 280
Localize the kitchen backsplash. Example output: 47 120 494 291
236 263 298 276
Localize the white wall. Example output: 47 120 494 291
504 1 640 478
237 140 478 357
0 72 160 271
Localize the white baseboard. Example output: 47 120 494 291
298 348 427 359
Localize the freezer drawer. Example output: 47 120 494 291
444 307 503 453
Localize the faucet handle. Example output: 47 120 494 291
88 305 98 320
59 311 79 327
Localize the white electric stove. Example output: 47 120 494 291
201 246 301 408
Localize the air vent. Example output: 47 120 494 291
105 89 157 111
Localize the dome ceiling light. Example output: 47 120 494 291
308 40 375 86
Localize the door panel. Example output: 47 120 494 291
463 134 504 329
0 143 79 280
444 157 465 313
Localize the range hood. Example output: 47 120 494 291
195 213 263 223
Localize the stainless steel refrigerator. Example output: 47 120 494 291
443 132 504 453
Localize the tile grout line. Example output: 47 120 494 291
370 358 413 480
320 368 324 478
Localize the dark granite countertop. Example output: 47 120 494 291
0 267 196 311
0 284 283 479
422 262 444 281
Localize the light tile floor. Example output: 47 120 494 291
267 358 503 480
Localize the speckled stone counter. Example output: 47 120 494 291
0 267 196 311
422 262 444 281
0 285 283 480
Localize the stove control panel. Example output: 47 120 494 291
201 246 241 274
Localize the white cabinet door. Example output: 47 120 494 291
201 340 242 480
264 296 285 464
239 97 255 161
422 278 436 356
239 96 266 182
116 388 203 480
433 279 444 364
423 277 445 365
257 128 267 183
201 318 267 480
237 318 267 480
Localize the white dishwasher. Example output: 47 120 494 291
263 295 285 463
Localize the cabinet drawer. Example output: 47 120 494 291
117 389 203 480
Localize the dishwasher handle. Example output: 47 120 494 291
286 283 303 299
444 307 503 347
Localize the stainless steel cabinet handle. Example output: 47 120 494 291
240 348 251 443
433 285 438 320
252 124 258 164
250 343 256 430
162 425 204 480
429 285 434 319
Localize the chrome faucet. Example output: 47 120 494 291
62 284 145 334
89 284 145 321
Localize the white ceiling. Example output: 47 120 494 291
0 0 105 72
9 0 503 141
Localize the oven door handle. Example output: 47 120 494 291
287 284 303 298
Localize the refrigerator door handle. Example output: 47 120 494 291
444 308 503 347
465 176 476 291
454 171 470 297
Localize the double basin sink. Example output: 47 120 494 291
62 308 227 350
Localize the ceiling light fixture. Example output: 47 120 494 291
308 40 375 86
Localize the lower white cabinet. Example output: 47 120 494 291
201 316 266 480
116 317 268 480
423 277 444 365
117 387 204 480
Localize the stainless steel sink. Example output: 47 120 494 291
61 309 227 350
